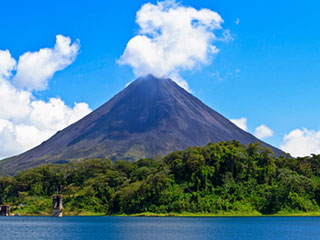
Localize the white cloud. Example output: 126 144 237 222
231 118 274 140
0 80 32 121
254 124 273 139
29 98 91 131
0 50 16 79
167 71 191 92
0 119 23 159
220 29 233 42
230 118 247 131
281 128 320 157
13 35 80 91
118 0 229 90
0 35 91 160
0 97 91 160
14 124 52 153
235 18 240 25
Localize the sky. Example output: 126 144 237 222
0 0 320 159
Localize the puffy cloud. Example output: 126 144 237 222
0 119 23 159
254 124 274 139
13 35 80 91
0 99 91 160
235 18 240 25
230 118 247 131
167 71 191 92
14 124 52 153
281 128 320 157
118 0 229 90
0 35 91 160
0 84 91 160
0 50 16 79
0 80 32 121
231 118 274 140
29 98 91 131
0 97 91 160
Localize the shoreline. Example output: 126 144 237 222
114 212 320 217
9 211 320 217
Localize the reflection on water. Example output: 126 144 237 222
0 216 319 240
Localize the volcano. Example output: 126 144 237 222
0 75 282 175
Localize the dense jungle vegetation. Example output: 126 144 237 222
0 141 320 216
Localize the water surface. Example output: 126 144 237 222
1 216 319 240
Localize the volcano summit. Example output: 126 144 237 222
0 75 282 174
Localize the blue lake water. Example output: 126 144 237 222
0 216 319 240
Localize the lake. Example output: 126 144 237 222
0 216 319 240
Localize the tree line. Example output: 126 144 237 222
0 141 319 215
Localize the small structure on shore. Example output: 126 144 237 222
52 194 63 217
52 186 63 217
0 205 10 216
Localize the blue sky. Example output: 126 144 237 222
0 0 320 158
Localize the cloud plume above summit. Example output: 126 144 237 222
118 0 229 90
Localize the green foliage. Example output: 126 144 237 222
1 141 320 215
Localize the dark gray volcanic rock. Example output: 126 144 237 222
0 75 282 175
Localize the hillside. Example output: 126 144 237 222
0 75 282 175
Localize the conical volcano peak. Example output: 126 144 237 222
127 75 176 93
135 74 170 82
122 75 185 103
0 75 282 175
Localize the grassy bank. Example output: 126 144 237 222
11 210 106 217
9 210 320 217
115 211 320 217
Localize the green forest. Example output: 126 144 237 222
1 141 320 216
